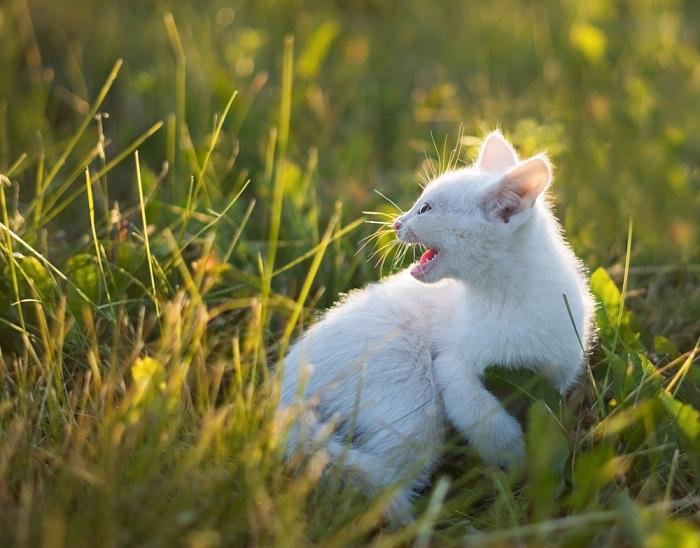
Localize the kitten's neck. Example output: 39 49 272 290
456 209 565 300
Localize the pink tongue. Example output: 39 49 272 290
419 248 437 265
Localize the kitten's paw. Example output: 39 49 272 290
472 413 525 470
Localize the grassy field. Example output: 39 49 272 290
1 0 699 545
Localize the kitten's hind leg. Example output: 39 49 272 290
384 488 416 526
325 437 417 525
286 413 419 525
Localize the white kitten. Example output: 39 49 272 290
278 131 595 523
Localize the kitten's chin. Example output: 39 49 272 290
411 271 442 284
410 247 441 283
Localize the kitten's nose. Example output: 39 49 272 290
392 218 402 232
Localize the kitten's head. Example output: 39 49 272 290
394 130 552 284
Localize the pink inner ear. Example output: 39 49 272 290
488 187 523 223
498 205 518 223
477 132 518 172
503 155 552 199
483 155 552 223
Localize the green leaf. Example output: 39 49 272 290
654 335 680 359
645 517 700 548
111 242 148 297
484 367 562 410
660 393 700 483
660 393 699 442
632 505 700 548
21 256 53 298
603 347 628 401
590 267 621 328
567 444 630 510
527 400 569 521
65 253 100 311
590 267 641 349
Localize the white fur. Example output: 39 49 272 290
278 130 595 523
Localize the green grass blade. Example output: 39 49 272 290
41 59 123 193
135 150 160 318
42 121 163 225
84 168 113 314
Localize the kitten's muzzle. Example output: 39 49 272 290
394 216 421 244
396 226 420 244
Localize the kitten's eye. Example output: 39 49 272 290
418 203 432 214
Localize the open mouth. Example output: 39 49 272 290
410 247 440 279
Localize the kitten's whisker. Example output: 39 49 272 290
375 240 403 272
386 240 413 272
393 242 405 263
417 169 429 190
440 134 449 174
430 132 442 175
454 125 466 171
398 243 412 265
391 244 409 271
368 240 396 263
418 127 468 192
378 249 389 273
397 247 412 269
357 239 389 258
378 239 403 273
373 189 403 213
362 210 396 218
358 229 391 246
356 231 392 256
447 140 457 172
374 237 398 256
423 150 437 181
358 227 392 247
445 124 465 173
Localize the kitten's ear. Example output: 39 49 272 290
483 154 552 223
477 130 518 172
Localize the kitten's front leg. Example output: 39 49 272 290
435 353 525 468
536 352 586 396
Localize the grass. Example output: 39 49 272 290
1 0 699 545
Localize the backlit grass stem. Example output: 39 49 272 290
41 121 163 226
611 218 634 352
179 89 238 242
85 168 113 313
0 175 26 333
262 35 294 318
135 150 160 318
41 59 123 194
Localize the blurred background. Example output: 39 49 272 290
1 0 699 344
